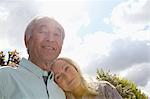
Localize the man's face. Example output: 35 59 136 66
27 18 64 63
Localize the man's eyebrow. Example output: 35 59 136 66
39 25 62 33
39 25 47 29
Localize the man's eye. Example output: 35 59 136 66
53 32 60 37
39 31 47 33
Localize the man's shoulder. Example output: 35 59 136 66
0 66 17 71
0 57 26 72
0 66 11 71
0 66 19 76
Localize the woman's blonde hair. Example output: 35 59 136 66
56 57 99 98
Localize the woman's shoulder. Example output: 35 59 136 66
93 81 123 99
88 80 115 90
97 81 116 89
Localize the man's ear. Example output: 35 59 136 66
24 34 30 48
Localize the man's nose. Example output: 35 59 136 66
45 32 54 42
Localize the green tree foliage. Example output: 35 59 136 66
0 51 5 66
0 50 20 66
97 69 148 99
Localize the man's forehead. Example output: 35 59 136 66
36 18 60 26
35 18 63 30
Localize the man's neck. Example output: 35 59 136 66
28 58 53 71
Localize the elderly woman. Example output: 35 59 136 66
51 57 123 99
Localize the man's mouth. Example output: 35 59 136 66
45 46 55 50
43 46 56 50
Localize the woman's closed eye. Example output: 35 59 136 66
55 74 62 82
56 74 60 79
64 66 70 72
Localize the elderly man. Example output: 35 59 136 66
0 16 66 99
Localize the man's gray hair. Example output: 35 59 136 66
24 16 65 47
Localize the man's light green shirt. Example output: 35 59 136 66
0 58 66 99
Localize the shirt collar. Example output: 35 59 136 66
19 57 54 79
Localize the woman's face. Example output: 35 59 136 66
52 59 81 91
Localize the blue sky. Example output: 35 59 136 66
81 1 121 34
0 0 150 97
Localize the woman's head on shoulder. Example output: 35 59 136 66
51 57 83 92
52 57 102 97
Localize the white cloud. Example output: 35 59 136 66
110 0 150 33
61 31 117 71
0 0 149 96
35 0 95 1
0 0 40 52
0 0 89 53
139 81 150 98
119 63 150 97
85 39 150 73
103 17 110 25
0 7 9 21
120 63 150 86
102 0 150 96
0 39 10 51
